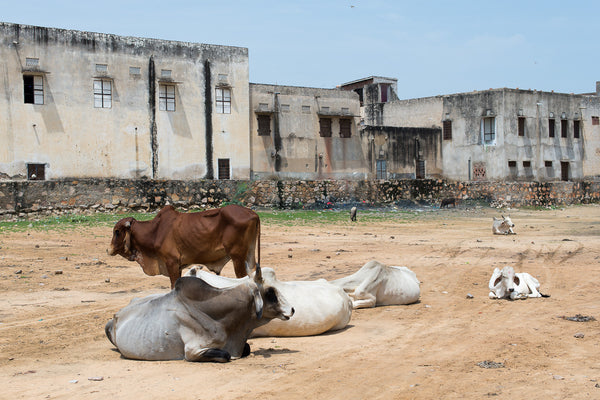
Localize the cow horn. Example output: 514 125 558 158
253 263 263 284
251 284 263 319
125 220 131 228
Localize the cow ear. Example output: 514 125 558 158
124 230 131 254
125 220 131 228
252 286 263 319
493 277 502 287
513 275 520 286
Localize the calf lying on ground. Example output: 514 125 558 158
492 215 516 235
488 265 548 300
185 266 352 337
329 260 421 309
105 266 293 362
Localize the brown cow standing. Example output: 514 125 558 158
107 204 260 288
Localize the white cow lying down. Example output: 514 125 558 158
492 215 516 235
489 265 548 300
329 260 421 309
185 266 353 337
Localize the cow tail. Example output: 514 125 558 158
257 218 261 270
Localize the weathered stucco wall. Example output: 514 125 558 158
0 23 250 181
249 84 362 180
1 179 599 218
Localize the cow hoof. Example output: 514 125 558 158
202 348 231 363
242 343 251 358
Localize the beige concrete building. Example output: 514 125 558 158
371 86 600 182
0 22 249 180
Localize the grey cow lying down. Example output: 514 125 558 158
330 260 421 309
184 266 353 337
489 265 549 300
105 266 294 362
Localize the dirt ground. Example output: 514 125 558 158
1 205 600 399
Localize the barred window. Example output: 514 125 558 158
216 87 231 114
257 114 271 136
339 119 352 138
319 117 332 137
443 120 452 140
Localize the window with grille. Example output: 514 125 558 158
549 118 555 137
319 118 332 137
561 119 568 138
518 116 525 136
443 120 452 140
27 163 45 180
215 87 231 114
218 158 230 180
257 114 271 136
339 119 351 138
574 120 580 139
482 117 495 144
24 75 44 104
94 79 112 108
376 160 387 179
159 84 175 111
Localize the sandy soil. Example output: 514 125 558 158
1 205 600 399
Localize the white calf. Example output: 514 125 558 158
492 215 516 235
488 265 545 300
330 260 421 309
184 266 353 337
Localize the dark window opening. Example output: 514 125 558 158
549 118 555 137
339 119 352 138
257 114 271 136
508 161 517 168
518 116 525 136
319 118 332 137
380 84 389 103
574 120 580 139
218 158 230 180
592 116 599 125
27 163 45 180
561 119 568 138
443 120 452 140
416 160 425 179
561 161 569 181
523 161 531 168
354 88 364 106
24 75 43 104
545 161 552 167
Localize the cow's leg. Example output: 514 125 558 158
350 286 377 308
166 260 182 289
185 346 231 363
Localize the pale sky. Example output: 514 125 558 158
2 0 599 99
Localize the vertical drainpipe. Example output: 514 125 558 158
204 60 214 179
148 56 158 179
273 91 282 171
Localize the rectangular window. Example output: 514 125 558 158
95 64 108 73
545 161 552 167
573 120 580 139
129 66 141 75
218 158 230 180
215 87 231 114
482 117 495 144
376 160 387 179
592 116 599 125
24 75 44 104
339 119 351 138
319 118 332 137
443 120 452 140
321 106 330 113
25 57 39 67
561 161 569 181
508 161 517 168
94 79 112 108
257 114 271 136
159 84 176 111
523 161 531 168
518 117 526 136
302 105 311 114
281 104 290 112
549 118 555 137
561 119 568 138
27 163 45 180
161 69 172 78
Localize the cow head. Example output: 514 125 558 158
251 264 294 321
108 217 135 260
501 215 515 229
490 266 520 299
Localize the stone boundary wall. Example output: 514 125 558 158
1 179 600 217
